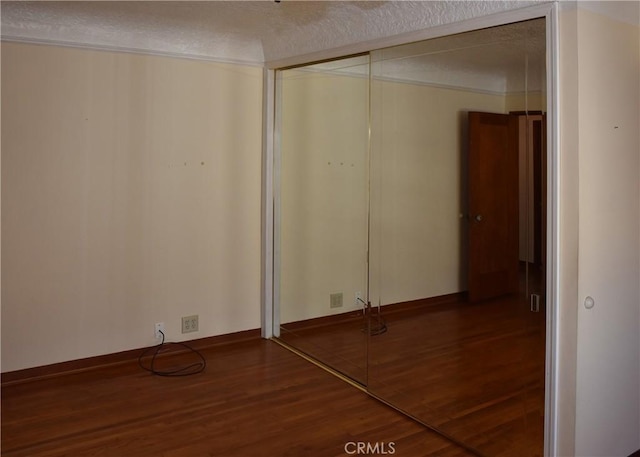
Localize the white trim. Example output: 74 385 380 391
0 35 264 67
264 1 560 454
271 71 283 339
261 68 276 339
545 3 561 456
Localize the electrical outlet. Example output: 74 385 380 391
155 322 165 340
330 293 343 309
182 315 199 334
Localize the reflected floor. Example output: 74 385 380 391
279 310 368 384
278 291 545 457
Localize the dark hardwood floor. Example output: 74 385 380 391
1 339 474 457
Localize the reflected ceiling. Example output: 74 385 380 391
374 19 546 93
306 19 546 94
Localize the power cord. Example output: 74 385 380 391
369 313 388 336
138 330 206 377
358 297 388 336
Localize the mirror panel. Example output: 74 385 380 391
367 19 546 456
276 55 370 384
519 31 548 455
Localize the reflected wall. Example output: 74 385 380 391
277 56 370 384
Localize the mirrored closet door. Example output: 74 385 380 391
274 17 547 457
366 18 546 457
275 55 371 384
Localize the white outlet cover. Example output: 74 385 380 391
155 322 165 339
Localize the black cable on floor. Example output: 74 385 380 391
358 297 388 336
138 330 206 377
369 314 388 336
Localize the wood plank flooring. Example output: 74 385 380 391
278 291 546 457
1 339 474 457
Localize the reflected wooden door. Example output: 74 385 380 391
467 112 519 302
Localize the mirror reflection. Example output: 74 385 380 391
276 18 546 457
276 55 370 384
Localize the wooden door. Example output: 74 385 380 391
467 112 519 302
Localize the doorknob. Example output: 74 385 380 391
475 214 483 222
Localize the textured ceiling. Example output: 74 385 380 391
1 1 545 64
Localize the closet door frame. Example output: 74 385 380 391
262 4 560 456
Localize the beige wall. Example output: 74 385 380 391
369 82 506 306
557 4 640 456
573 6 640 456
279 73 508 323
279 69 369 323
1 43 263 372
505 90 546 113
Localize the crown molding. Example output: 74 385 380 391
0 35 264 67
